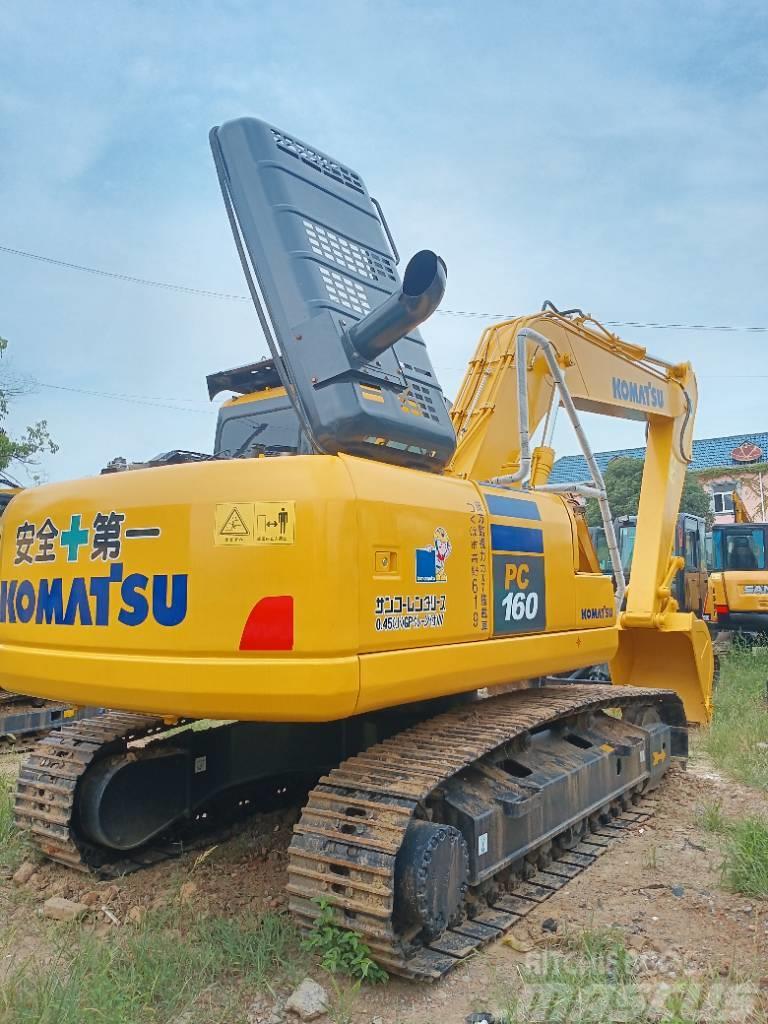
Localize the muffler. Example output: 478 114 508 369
346 249 447 361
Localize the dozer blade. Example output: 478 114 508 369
610 612 713 724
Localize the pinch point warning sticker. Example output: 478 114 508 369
214 502 295 546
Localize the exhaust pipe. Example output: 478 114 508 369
346 249 447 361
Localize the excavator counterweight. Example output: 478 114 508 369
3 117 713 978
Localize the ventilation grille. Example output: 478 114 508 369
304 219 396 284
318 266 371 316
272 129 364 192
407 381 441 422
403 362 433 378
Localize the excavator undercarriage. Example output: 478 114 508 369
17 684 682 977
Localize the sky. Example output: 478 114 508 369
2 0 767 484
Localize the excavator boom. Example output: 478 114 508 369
449 308 713 722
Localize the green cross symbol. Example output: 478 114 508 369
60 514 89 562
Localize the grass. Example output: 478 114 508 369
697 797 768 898
695 798 728 835
720 817 768 899
0 906 307 1024
497 927 761 1024
302 899 388 984
497 928 643 1022
703 646 768 788
0 783 315 1023
0 776 28 872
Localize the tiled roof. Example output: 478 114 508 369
549 431 768 485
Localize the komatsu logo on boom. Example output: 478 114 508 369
3 511 188 628
612 377 664 409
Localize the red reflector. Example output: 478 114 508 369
239 596 294 651
714 604 729 617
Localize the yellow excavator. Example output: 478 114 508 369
3 118 712 978
705 489 768 634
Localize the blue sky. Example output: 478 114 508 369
2 0 767 482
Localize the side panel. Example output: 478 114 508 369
0 456 619 722
345 458 488 654
0 457 362 720
352 470 617 713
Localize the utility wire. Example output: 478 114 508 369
36 381 214 414
0 245 248 302
2 244 767 334
32 370 768 417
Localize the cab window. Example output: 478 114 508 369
715 529 767 571
215 404 301 456
617 524 636 573
684 528 700 570
591 528 611 573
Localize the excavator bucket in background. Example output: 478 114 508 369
610 613 714 724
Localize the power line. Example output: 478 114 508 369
36 381 214 414
2 243 767 334
0 245 248 302
33 371 768 419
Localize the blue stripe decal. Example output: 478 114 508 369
490 523 544 554
483 493 541 521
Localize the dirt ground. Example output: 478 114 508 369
1 740 767 1023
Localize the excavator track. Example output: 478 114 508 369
287 684 683 980
14 711 170 872
14 684 682 981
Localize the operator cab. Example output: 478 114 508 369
712 523 768 572
208 358 308 459
588 525 612 573
615 512 707 616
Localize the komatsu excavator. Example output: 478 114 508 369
3 118 712 979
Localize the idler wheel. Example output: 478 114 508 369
394 820 469 941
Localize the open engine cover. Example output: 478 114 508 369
210 117 456 470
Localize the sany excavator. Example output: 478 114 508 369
706 489 768 634
3 118 712 979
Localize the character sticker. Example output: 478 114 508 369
415 527 452 583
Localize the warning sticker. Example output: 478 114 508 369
214 502 295 546
220 507 250 537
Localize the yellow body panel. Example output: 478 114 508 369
224 387 288 407
0 455 619 721
705 570 768 618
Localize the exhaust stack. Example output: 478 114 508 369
346 250 447 361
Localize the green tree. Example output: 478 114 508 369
586 456 711 526
0 336 57 473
